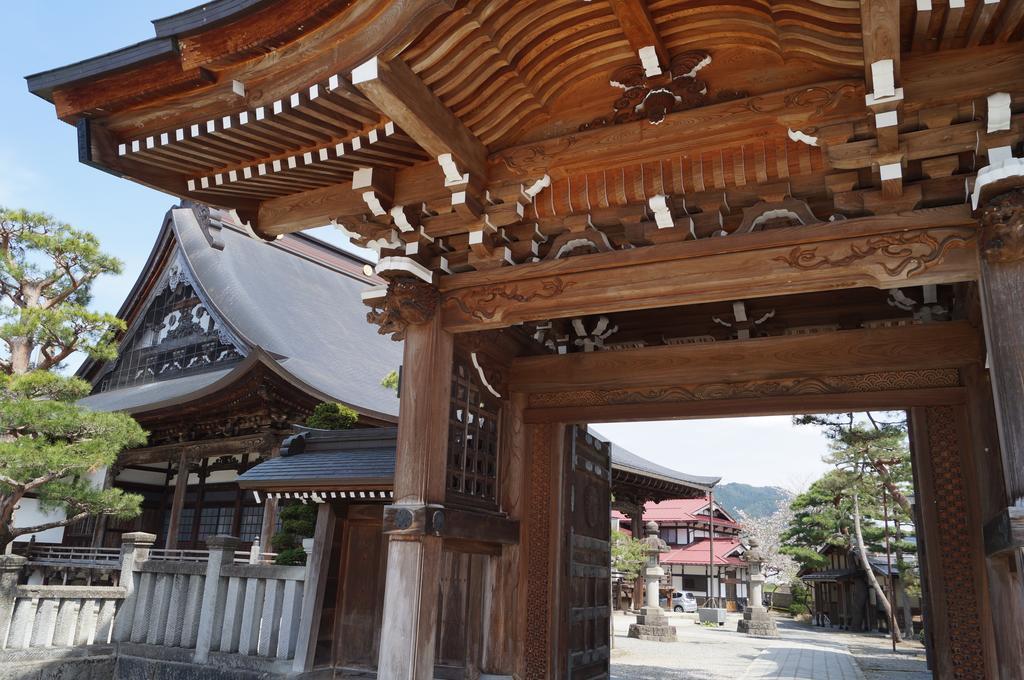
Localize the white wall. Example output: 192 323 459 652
12 466 107 544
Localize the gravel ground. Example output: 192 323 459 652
610 611 931 680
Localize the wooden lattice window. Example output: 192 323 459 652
447 357 501 510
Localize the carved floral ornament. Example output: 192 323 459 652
365 279 440 341
581 50 746 130
980 187 1024 264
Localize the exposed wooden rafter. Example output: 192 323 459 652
353 55 488 186
608 0 670 71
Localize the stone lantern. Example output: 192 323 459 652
627 521 677 642
737 538 778 637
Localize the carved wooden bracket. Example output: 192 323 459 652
980 187 1024 264
365 279 440 341
581 51 746 130
737 197 820 235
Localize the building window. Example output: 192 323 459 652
197 506 234 539
239 505 263 542
663 527 677 544
446 356 501 511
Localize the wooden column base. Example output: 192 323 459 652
378 536 443 680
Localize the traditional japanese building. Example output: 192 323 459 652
800 544 921 634
26 2 1024 678
69 204 401 550
615 498 749 607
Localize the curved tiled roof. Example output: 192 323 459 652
79 205 402 421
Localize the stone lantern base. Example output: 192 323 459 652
737 605 779 637
627 606 677 642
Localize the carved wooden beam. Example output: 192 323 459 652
352 55 487 184
509 323 981 394
440 207 979 332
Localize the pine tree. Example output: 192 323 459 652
0 208 145 549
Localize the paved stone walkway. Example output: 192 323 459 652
611 612 930 680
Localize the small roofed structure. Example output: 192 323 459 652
236 426 712 674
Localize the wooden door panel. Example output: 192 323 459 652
564 426 611 679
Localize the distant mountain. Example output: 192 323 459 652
714 483 791 518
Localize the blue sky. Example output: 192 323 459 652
1 3 833 487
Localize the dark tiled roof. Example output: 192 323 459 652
610 443 720 490
79 207 401 421
237 427 397 489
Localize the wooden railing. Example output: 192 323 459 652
24 545 122 568
4 584 125 649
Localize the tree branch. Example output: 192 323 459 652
9 511 91 539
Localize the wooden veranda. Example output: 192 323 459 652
26 2 1024 678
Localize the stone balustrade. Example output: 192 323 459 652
0 533 318 675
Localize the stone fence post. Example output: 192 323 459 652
193 535 239 663
0 554 26 648
112 532 155 642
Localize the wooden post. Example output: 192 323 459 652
165 451 189 550
377 302 453 680
260 442 283 552
909 405 994 679
977 187 1024 513
974 188 1024 677
292 503 336 672
190 458 209 547
483 391 527 673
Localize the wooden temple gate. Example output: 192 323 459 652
26 1 1024 677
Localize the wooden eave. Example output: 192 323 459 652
26 1 1024 290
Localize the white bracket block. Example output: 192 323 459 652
523 174 551 199
875 110 899 129
648 194 674 229
879 163 903 181
638 46 662 78
871 59 896 99
987 92 1012 134
787 128 819 146
437 153 469 186
351 57 379 85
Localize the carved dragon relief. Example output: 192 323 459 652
580 51 746 130
773 230 975 278
979 187 1024 264
444 277 572 323
365 279 441 341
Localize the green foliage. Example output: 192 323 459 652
789 602 809 617
273 504 317 565
1 208 125 373
0 371 146 545
275 548 308 566
381 370 399 393
714 483 791 518
611 530 647 580
305 402 358 430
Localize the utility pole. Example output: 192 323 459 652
708 490 717 607
883 487 898 652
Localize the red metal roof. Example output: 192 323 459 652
662 537 747 566
612 498 740 528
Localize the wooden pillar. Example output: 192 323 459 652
977 187 1024 509
189 458 209 546
520 422 567 680
377 304 453 680
165 451 189 550
974 188 1024 677
483 392 527 674
910 405 994 679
